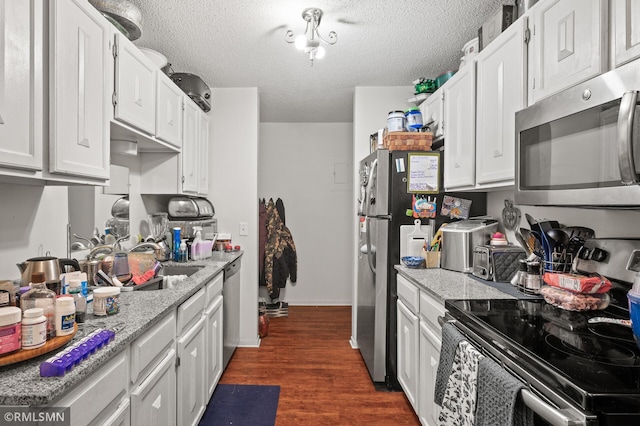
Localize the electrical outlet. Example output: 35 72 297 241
239 222 248 236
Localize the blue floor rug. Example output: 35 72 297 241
199 384 280 426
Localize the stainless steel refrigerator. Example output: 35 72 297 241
356 149 486 389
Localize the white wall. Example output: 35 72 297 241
258 122 354 305
351 86 413 346
487 190 640 239
0 184 69 280
209 88 260 348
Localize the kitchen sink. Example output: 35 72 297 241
158 265 203 277
132 264 204 291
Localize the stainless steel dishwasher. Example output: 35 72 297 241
223 257 241 368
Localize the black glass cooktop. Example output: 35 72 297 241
446 299 640 414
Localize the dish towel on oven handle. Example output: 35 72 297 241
475 356 534 426
438 340 484 426
434 323 465 406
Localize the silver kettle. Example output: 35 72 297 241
17 256 81 288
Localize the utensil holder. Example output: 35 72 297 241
422 249 441 268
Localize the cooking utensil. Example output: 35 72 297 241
88 0 142 41
79 259 102 287
587 317 632 328
111 197 129 219
169 73 211 112
564 226 595 240
514 230 531 256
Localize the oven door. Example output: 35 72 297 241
443 316 598 426
515 59 640 207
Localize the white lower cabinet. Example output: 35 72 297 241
53 350 129 426
419 322 441 426
102 398 131 426
397 274 446 426
177 316 207 426
131 348 177 426
397 299 420 412
205 295 224 398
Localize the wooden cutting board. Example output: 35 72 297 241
400 219 433 262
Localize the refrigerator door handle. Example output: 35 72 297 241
365 158 378 216
365 217 376 274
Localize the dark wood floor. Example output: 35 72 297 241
220 306 420 425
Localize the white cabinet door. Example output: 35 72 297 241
613 0 640 67
131 349 177 426
419 89 444 138
443 65 476 189
476 19 527 186
397 299 420 412
177 316 207 426
102 398 131 426
419 321 441 426
54 350 128 426
529 0 607 104
181 98 200 193
114 33 156 135
156 72 183 147
198 112 210 195
49 0 110 180
0 0 42 172
205 295 223 399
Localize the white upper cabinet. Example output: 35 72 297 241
420 88 444 139
0 0 42 172
612 0 640 67
443 65 476 190
528 0 607 104
49 0 110 180
181 98 200 194
198 112 210 195
156 72 183 148
475 18 527 186
114 33 156 135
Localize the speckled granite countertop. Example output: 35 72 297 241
395 265 517 303
0 251 242 406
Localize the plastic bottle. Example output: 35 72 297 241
68 279 86 323
172 227 181 261
179 239 188 262
22 307 47 350
55 296 75 336
21 272 57 339
191 229 203 261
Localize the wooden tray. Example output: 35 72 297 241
0 323 77 367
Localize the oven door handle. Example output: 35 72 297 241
521 389 583 426
617 90 639 185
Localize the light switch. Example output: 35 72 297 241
239 222 248 236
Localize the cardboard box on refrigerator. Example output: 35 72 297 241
478 5 517 51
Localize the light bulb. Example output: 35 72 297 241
294 35 306 50
315 46 326 59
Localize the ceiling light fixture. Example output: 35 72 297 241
285 8 337 66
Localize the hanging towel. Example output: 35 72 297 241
438 340 484 426
475 356 534 426
434 323 465 406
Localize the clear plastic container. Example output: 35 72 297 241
20 272 56 338
540 285 610 311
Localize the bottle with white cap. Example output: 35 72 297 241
68 279 86 323
22 308 47 350
55 296 75 336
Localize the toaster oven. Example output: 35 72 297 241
472 245 526 282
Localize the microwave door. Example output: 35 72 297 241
515 73 640 207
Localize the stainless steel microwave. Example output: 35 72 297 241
515 59 640 207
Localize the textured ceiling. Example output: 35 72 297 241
130 0 511 123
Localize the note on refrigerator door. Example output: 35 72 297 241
407 152 440 193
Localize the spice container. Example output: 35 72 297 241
523 261 542 294
387 110 406 132
0 306 22 355
0 280 16 307
22 308 46 350
55 296 76 336
93 287 120 316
